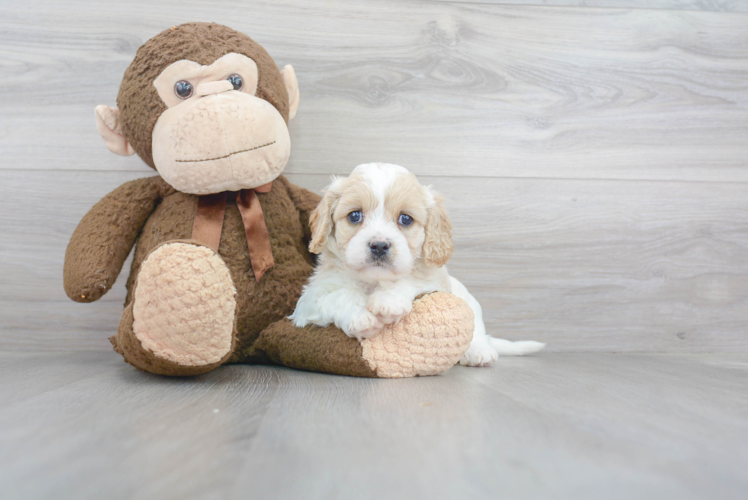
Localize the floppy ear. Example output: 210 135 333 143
94 105 136 156
422 193 454 267
308 181 341 254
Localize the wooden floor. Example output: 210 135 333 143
1 351 746 499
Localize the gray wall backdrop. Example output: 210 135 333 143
1 0 747 353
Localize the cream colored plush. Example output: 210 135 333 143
152 53 261 108
133 242 236 366
150 90 289 195
94 106 136 157
361 292 474 378
96 52 300 196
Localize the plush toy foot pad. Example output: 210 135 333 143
361 292 474 378
133 242 236 366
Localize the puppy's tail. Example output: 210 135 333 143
488 337 546 356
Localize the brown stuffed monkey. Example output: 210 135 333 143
63 23 474 378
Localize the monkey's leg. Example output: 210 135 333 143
253 292 474 378
110 241 237 376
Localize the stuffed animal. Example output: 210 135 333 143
63 22 474 378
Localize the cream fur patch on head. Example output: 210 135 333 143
316 162 450 280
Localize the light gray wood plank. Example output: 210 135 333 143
0 351 119 405
1 1 747 181
2 170 746 353
436 176 748 353
0 356 282 500
1 352 746 499
236 354 748 500
433 0 748 13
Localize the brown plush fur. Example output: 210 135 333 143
64 23 472 378
130 175 320 359
63 169 385 376
66 174 323 363
64 176 174 302
253 320 378 377
118 22 290 169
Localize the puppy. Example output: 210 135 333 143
290 163 545 366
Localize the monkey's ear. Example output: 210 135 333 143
94 105 136 156
282 65 300 120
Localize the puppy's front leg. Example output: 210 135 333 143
367 282 418 325
341 302 384 341
292 287 382 340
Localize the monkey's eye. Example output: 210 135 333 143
347 211 363 224
398 214 413 226
174 80 193 99
227 74 243 91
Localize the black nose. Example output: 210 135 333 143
369 240 390 258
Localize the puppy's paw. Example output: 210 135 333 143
344 310 383 340
460 338 499 367
367 293 412 325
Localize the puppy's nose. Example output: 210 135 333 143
369 240 391 258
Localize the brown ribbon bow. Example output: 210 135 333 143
191 182 274 281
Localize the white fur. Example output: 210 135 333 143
290 163 545 367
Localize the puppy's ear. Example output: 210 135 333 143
422 192 454 267
309 179 343 254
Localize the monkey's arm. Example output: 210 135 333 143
64 176 173 303
278 175 322 249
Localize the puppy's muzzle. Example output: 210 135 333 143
369 239 391 259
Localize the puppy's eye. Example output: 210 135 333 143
174 80 194 99
227 74 243 91
347 211 363 224
398 213 413 226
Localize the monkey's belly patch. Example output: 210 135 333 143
133 242 236 366
361 292 474 378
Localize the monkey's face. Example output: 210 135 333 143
150 53 291 194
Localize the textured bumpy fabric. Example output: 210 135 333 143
133 242 236 366
116 175 319 358
117 22 291 169
111 303 232 376
255 292 473 378
361 293 474 378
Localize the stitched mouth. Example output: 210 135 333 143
175 141 276 163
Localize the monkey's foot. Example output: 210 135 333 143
132 241 236 367
360 292 474 378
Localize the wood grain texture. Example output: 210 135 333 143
1 351 747 499
433 1 748 13
2 170 746 352
2 4 746 498
0 1 747 181
1 0 747 353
